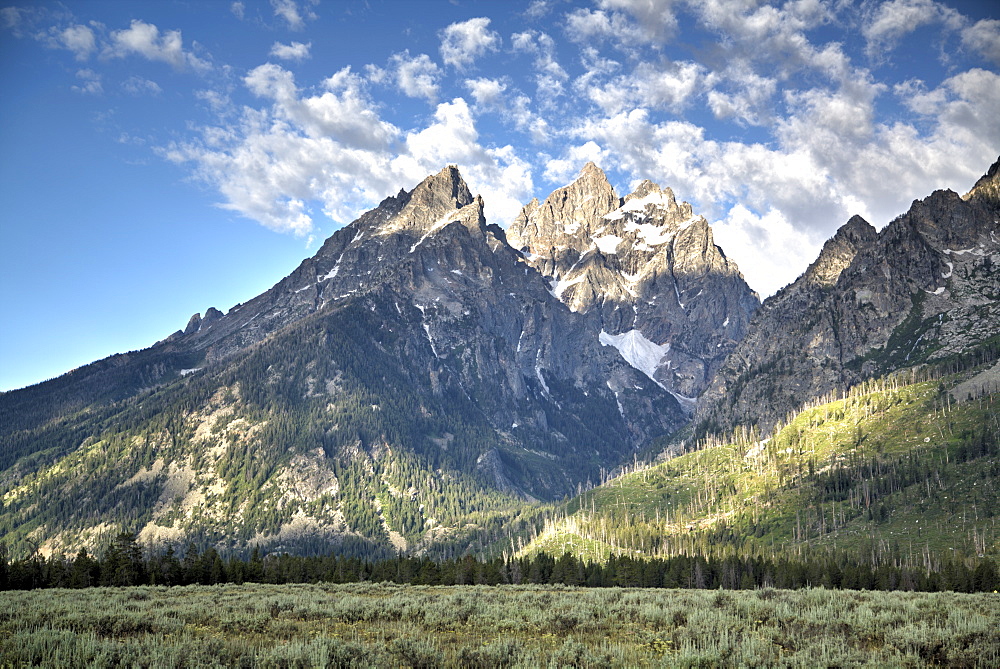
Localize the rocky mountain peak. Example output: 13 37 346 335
963 155 1000 204
507 165 759 401
698 156 1000 436
802 214 877 288
617 179 693 225
506 163 619 252
623 179 677 209
384 165 474 234
577 160 608 183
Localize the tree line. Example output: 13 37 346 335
2 531 997 593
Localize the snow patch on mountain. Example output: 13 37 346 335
593 235 622 254
409 212 459 253
599 329 669 385
624 220 674 245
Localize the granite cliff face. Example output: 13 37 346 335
507 163 760 401
697 157 1000 435
173 166 685 468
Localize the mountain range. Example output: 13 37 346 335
1 156 997 563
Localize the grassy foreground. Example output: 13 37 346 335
1 583 998 667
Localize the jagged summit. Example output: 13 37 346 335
507 163 619 251
801 215 877 288
698 156 1000 435
377 165 475 235
621 179 679 208
0 161 693 557
508 164 759 400
3 156 997 561
963 154 1000 204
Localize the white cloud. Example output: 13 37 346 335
506 94 552 143
565 8 638 45
464 77 506 107
245 62 296 101
962 19 1000 66
390 51 442 102
231 2 245 20
706 66 777 125
59 24 95 60
712 204 820 298
196 89 232 115
122 75 162 96
862 0 962 57
511 30 568 103
584 60 704 115
108 19 209 71
270 41 311 61
543 141 607 183
364 64 388 85
271 0 315 31
693 0 839 81
393 98 535 224
555 50 1000 297
439 17 500 69
71 68 102 95
592 0 680 43
525 1 551 19
167 65 534 235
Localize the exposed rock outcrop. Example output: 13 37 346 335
508 163 760 400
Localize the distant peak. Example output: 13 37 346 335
628 180 662 200
624 179 677 207
573 162 612 189
414 165 473 207
391 165 475 229
963 154 1000 203
837 215 877 243
803 215 876 288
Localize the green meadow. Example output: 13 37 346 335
2 582 998 667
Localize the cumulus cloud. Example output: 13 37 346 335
565 7 642 46
862 0 962 57
712 205 820 298
589 0 680 43
167 65 534 235
393 98 534 224
525 1 552 20
59 24 96 60
108 19 209 71
439 17 500 69
962 19 1000 66
501 94 552 144
583 60 704 115
706 66 777 126
464 77 507 108
270 40 311 61
693 0 840 81
231 2 245 20
543 141 607 183
71 68 102 95
554 48 1000 297
391 51 442 102
271 0 316 31
511 30 569 103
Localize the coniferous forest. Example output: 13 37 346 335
4 530 998 594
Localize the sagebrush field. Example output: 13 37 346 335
2 582 998 667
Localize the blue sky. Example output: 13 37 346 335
2 0 998 392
